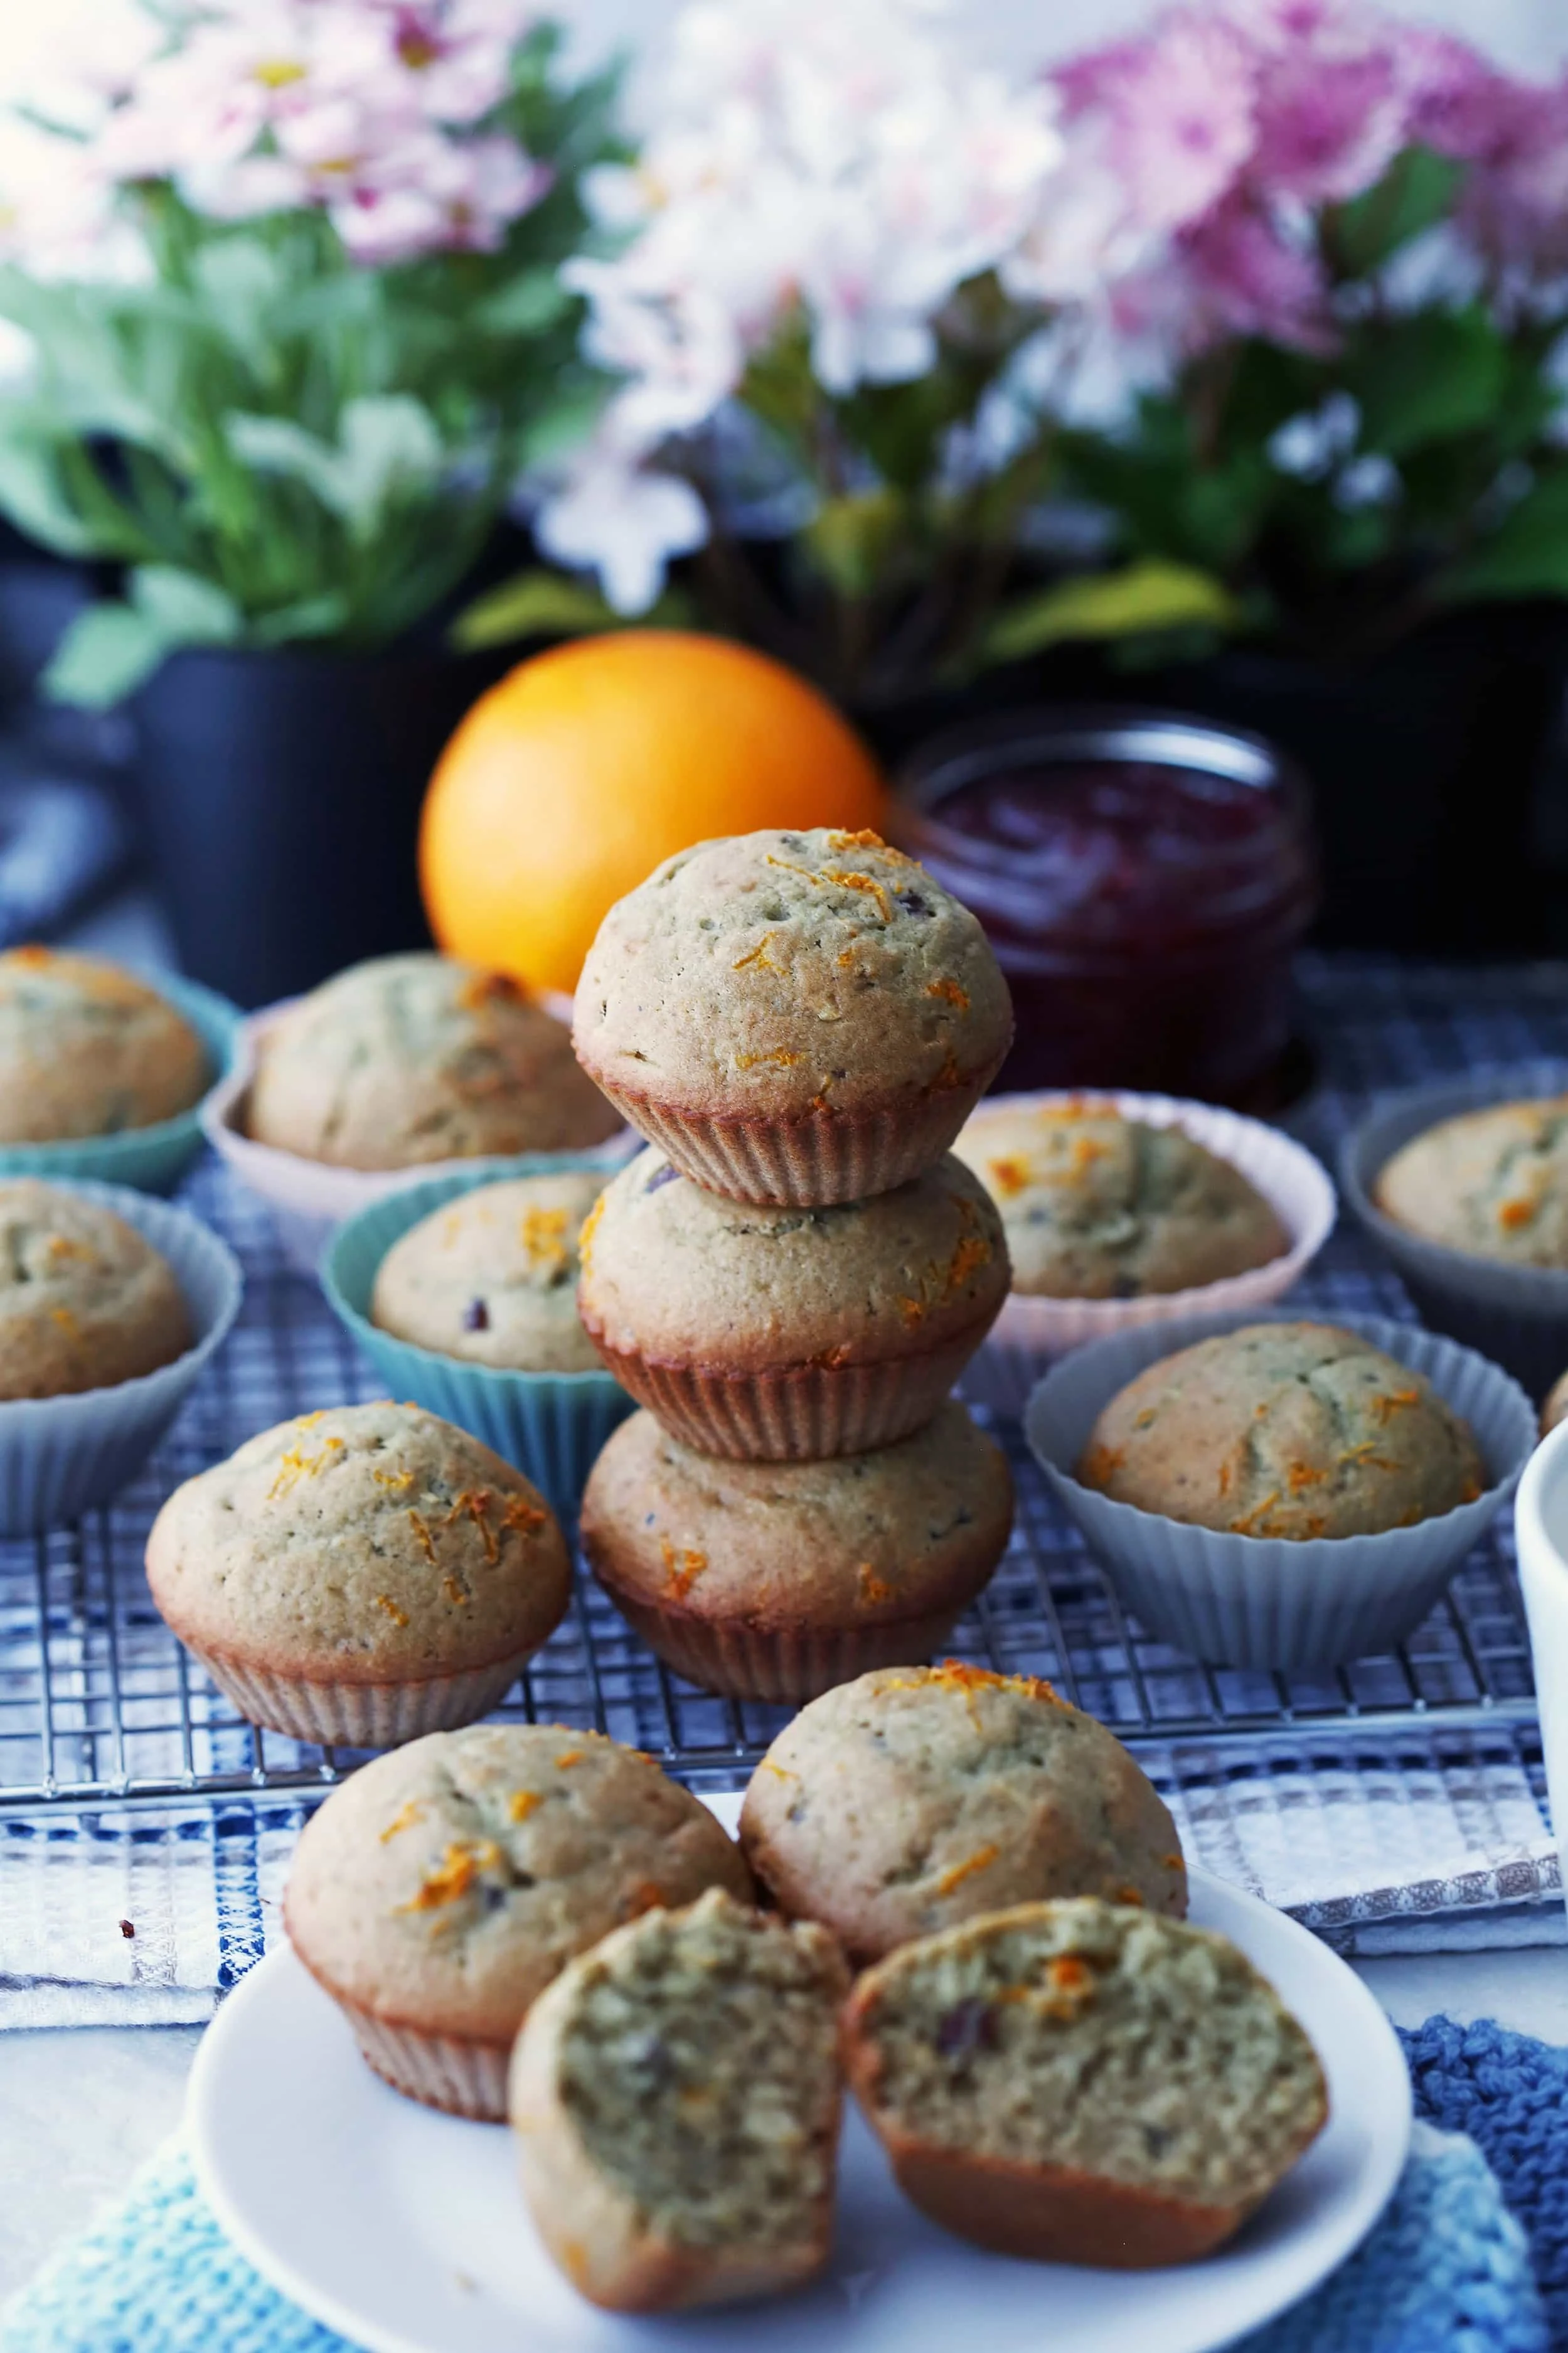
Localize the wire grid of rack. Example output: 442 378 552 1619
0 992 1550 1824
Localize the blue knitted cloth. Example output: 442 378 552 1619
1 2018 1557 2353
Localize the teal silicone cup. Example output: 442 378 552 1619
0 973 243 1195
323 1157 634 1520
0 1177 243 1533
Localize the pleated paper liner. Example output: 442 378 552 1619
580 1321 994 1462
175 1638 535 1748
1025 1306 1535 1671
590 1058 1005 1208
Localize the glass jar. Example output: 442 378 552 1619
890 707 1321 1105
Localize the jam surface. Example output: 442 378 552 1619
927 761 1311 953
891 722 1320 1103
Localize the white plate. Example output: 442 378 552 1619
188 1835 1409 2353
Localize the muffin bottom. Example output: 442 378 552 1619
341 2000 511 2120
598 1584 973 1704
593 1070 1004 1208
182 1641 531 1747
582 1324 995 1461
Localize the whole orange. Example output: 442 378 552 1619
419 631 888 997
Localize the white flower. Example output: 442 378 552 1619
537 457 708 612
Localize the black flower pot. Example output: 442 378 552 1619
134 639 510 1008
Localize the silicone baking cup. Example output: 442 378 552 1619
0 973 242 1196
205 1000 637 1276
1341 1062 1568 1400
1025 1306 1534 1671
323 1157 634 1520
0 1178 242 1534
962 1089 1335 1418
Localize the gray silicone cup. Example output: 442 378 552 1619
1024 1305 1535 1671
322 1156 634 1522
1340 1062 1568 1401
0 1179 243 1534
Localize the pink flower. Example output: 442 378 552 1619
1059 11 1257 237
1251 45 1407 204
1178 194 1330 349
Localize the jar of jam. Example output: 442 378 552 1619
890 707 1320 1105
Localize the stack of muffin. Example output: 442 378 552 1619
568 827 1020 1702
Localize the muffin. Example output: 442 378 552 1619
1079 1321 1485 1538
580 1402 1015 1702
247 953 620 1169
146 1401 572 1744
577 1147 1009 1459
739 1664 1185 1963
1374 1097 1568 1268
954 1101 1288 1299
370 1171 605 1373
841 1898 1327 2266
0 1179 191 1398
284 1726 753 2119
0 948 207 1142
573 828 1013 1204
511 1890 848 2311
1543 1366 1568 1439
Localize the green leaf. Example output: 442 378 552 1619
449 567 691 651
227 395 445 538
476 269 573 336
802 489 905 598
251 592 352 646
980 560 1243 665
130 565 243 643
1350 307 1508 458
41 604 164 709
1328 146 1465 277
1439 468 1568 601
515 379 612 469
0 427 99 556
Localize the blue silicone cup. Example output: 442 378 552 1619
0 1177 243 1533
323 1157 633 1520
0 973 243 1196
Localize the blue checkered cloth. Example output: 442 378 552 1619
1 2016 1560 2353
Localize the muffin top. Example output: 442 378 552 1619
954 1101 1289 1299
247 953 621 1170
145 1400 571 1680
579 1147 1009 1371
739 1664 1185 1963
573 829 1012 1120
0 947 208 1143
581 1402 1013 1631
1374 1097 1568 1268
1079 1321 1485 1538
0 1179 192 1400
371 1172 606 1374
284 1725 753 2044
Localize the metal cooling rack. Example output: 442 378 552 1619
3 946 1558 1821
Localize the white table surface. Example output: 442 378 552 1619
1 1946 1565 2310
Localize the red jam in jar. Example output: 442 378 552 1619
890 709 1320 1103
